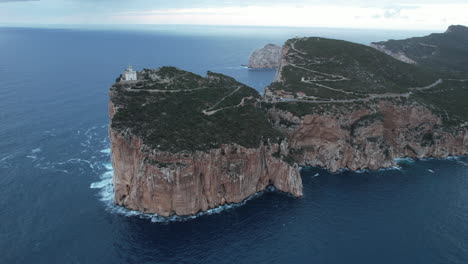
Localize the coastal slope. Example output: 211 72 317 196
265 37 468 171
371 25 468 74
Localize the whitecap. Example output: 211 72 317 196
380 166 402 171
104 163 112 170
90 161 279 223
427 169 435 173
0 155 13 162
26 155 37 160
31 148 41 153
100 148 111 154
394 157 415 165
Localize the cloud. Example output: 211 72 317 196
0 0 38 2
1 0 468 30
109 4 468 30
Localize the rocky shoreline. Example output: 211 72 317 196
247 44 282 69
109 30 468 217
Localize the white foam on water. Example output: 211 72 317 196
338 165 402 174
26 155 37 160
90 160 276 223
394 157 416 164
396 156 468 166
100 148 111 154
0 155 13 162
104 163 112 170
54 158 96 169
446 156 468 166
428 169 435 173
31 148 41 153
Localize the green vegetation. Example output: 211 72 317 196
268 35 468 127
111 30 468 156
269 101 372 117
111 67 282 153
269 37 438 100
372 25 468 74
410 80 468 125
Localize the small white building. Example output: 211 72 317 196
122 65 137 81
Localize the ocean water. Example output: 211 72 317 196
1 26 467 264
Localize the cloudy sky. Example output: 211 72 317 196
1 0 467 30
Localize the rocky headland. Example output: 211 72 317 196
109 68 302 217
109 27 468 216
247 44 282 69
371 25 468 73
265 36 467 172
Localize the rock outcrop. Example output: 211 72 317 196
268 101 468 172
248 44 282 69
109 32 468 217
371 25 468 73
109 128 302 217
266 36 467 171
109 68 302 217
370 43 416 64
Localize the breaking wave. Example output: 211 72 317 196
89 154 276 222
85 125 466 223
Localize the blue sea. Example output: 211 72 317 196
1 25 468 264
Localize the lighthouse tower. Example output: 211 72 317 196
122 65 137 81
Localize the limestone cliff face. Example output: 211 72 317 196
248 44 282 69
109 101 302 217
370 43 417 64
269 101 468 172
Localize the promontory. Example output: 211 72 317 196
247 44 282 69
109 26 468 217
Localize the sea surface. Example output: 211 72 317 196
1 25 467 264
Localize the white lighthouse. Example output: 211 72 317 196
122 65 137 81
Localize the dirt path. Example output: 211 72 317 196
446 79 468 82
273 78 444 104
205 86 242 111
277 39 444 105
301 79 355 95
290 64 349 80
409 79 443 91
124 86 215 93
203 96 254 116
289 39 308 55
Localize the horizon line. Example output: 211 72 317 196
0 23 449 32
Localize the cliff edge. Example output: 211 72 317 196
371 25 468 74
109 33 468 217
265 37 467 171
109 67 302 217
248 44 282 69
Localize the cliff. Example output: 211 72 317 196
248 44 282 69
371 25 468 74
109 35 468 217
369 43 416 64
109 67 302 217
268 100 467 172
265 36 468 171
